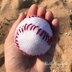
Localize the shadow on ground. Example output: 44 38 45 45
0 53 4 67
19 0 42 9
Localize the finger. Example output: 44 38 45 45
26 4 38 17
45 11 54 23
37 6 46 18
9 12 25 35
52 18 59 28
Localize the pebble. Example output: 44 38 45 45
53 70 57 72
65 32 68 35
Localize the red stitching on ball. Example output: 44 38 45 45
36 29 42 34
30 25 39 31
15 40 19 48
19 28 21 33
33 26 39 30
40 30 44 36
17 31 19 35
49 37 52 45
21 27 24 32
29 16 31 18
27 24 32 30
15 39 18 42
15 18 52 48
32 16 34 17
30 25 34 30
24 24 27 30
15 36 18 38
15 35 20 48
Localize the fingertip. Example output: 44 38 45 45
18 12 26 22
37 6 46 18
27 4 38 17
52 18 59 28
45 11 54 22
31 4 38 8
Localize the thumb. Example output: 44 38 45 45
9 12 26 36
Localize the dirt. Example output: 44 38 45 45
0 0 72 72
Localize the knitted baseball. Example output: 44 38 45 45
14 16 53 56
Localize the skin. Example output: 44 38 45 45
4 4 59 72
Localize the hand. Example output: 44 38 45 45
4 4 59 72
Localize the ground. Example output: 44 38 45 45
0 0 72 72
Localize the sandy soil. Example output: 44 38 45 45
0 0 72 72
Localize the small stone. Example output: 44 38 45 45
34 0 38 3
53 69 57 72
65 32 68 35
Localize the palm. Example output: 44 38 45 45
4 4 59 72
5 40 54 72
